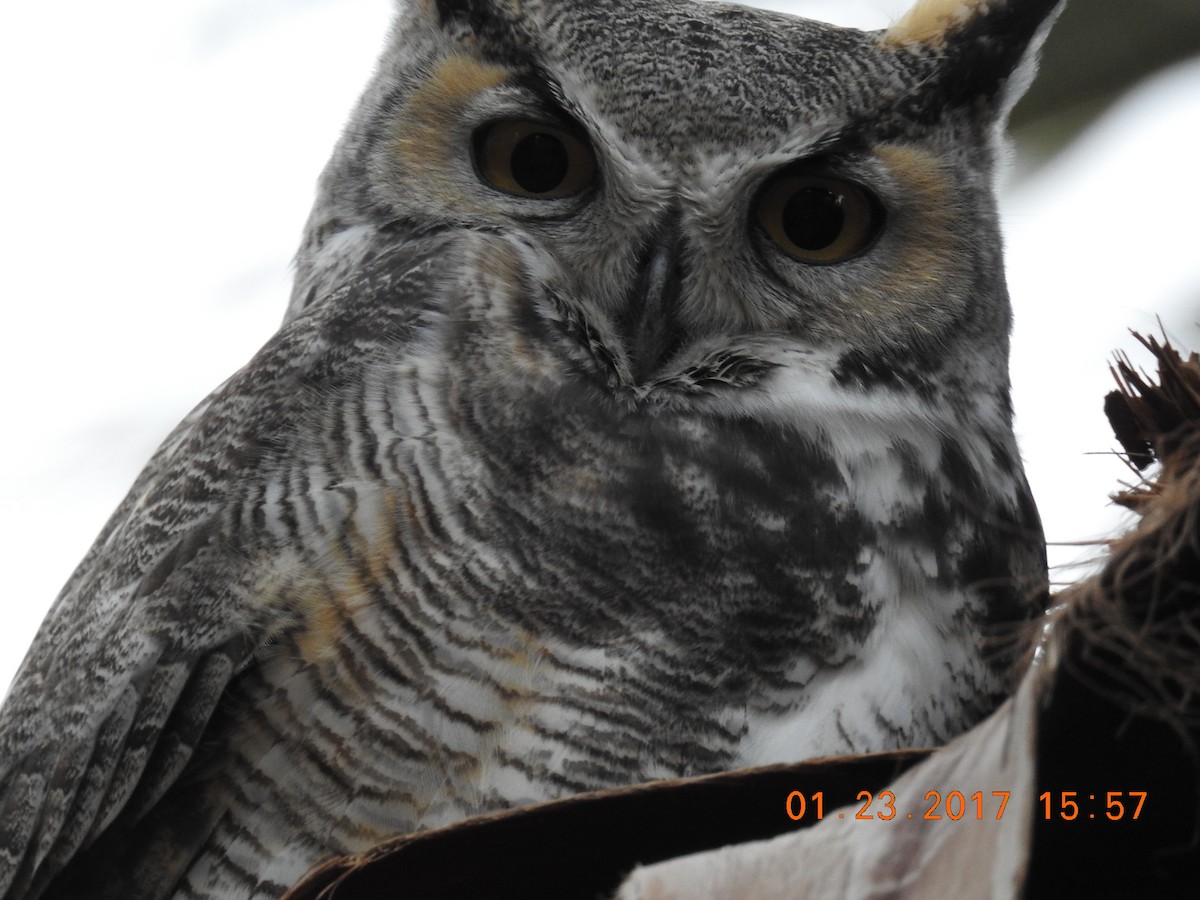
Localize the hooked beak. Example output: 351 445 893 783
624 209 685 383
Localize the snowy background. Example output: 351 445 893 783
2 0 1198 691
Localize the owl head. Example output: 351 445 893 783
289 0 1062 399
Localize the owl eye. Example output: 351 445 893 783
476 121 596 199
755 172 883 264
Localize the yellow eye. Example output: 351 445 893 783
476 120 596 199
755 173 883 263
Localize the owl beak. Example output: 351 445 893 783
625 212 685 383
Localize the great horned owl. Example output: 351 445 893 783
0 0 1058 897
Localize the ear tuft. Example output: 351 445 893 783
884 0 994 48
426 0 484 30
422 0 533 63
884 0 1065 123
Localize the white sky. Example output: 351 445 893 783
1 0 1197 691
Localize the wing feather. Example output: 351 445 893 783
0 237 453 899
0 771 43 891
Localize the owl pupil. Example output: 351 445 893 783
782 187 844 251
510 133 569 194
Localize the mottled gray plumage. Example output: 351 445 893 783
0 0 1060 897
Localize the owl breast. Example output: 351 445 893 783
176 233 1034 892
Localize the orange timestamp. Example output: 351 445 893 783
1039 791 1146 821
784 790 1148 822
785 790 1013 822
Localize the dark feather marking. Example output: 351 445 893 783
0 775 43 897
832 348 936 397
90 661 193 840
121 651 238 824
654 353 780 395
133 524 217 602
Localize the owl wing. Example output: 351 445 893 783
0 235 454 898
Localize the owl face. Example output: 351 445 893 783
295 0 1057 389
